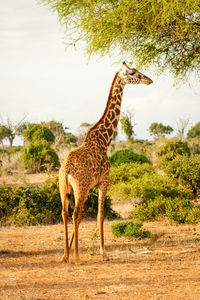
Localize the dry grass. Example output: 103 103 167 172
1 217 200 300
0 172 56 186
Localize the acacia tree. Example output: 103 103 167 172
41 0 200 82
120 111 135 142
41 120 67 147
149 122 173 139
0 115 27 147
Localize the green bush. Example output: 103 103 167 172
157 139 190 167
109 149 150 166
25 124 55 143
166 154 200 197
0 177 118 226
83 188 119 219
22 140 60 172
109 170 192 202
132 196 200 224
0 182 62 226
112 221 150 238
109 162 155 185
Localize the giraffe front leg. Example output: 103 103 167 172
98 186 109 261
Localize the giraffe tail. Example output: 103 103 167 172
59 162 74 210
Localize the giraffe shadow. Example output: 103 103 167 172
0 248 62 258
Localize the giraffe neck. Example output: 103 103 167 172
84 72 125 151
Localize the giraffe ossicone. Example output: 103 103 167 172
59 62 153 263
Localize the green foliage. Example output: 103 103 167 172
0 125 11 146
65 132 78 144
157 139 190 167
25 124 55 143
109 170 192 202
112 221 150 238
109 161 199 224
109 162 154 185
22 124 59 172
83 188 120 219
0 146 22 155
120 112 135 142
0 182 62 226
109 149 150 166
187 122 200 138
40 0 200 81
41 120 65 136
149 122 173 138
166 154 200 197
187 137 200 154
0 177 118 226
22 140 60 172
132 196 200 224
132 197 166 222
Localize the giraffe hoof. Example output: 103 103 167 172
61 256 69 263
102 254 109 261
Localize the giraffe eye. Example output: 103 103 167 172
129 71 135 76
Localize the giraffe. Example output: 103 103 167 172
59 62 153 263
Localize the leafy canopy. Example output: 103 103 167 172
149 122 174 138
187 122 200 138
25 124 55 144
40 0 200 82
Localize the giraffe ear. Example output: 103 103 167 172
123 61 128 67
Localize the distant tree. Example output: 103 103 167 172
120 111 135 142
22 124 58 172
77 122 92 145
24 124 55 144
0 115 27 147
0 125 10 148
41 120 67 147
22 140 59 173
149 122 173 139
109 148 150 166
40 0 200 82
176 116 190 140
16 122 34 145
65 132 77 144
187 122 200 139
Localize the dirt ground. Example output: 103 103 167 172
0 215 200 300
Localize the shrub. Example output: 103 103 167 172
166 154 200 197
21 140 60 172
109 149 150 166
109 170 192 202
112 221 150 238
25 124 55 143
0 177 118 226
157 139 190 167
131 196 166 222
132 196 200 224
83 188 119 219
109 162 155 185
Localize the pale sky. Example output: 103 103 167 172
0 0 199 142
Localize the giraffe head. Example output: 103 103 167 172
119 62 153 85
